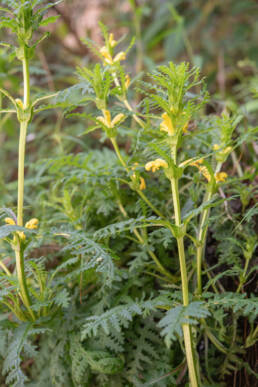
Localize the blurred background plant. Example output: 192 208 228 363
0 0 257 386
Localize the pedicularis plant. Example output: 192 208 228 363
0 2 257 387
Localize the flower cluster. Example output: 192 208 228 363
100 33 126 66
145 159 168 172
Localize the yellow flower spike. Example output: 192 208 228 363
111 113 125 127
215 172 228 183
139 177 146 190
145 158 168 172
125 74 130 89
160 112 175 136
113 51 126 63
100 46 113 65
25 218 39 230
108 33 117 48
4 217 16 225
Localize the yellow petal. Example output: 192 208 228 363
17 231 26 240
25 218 39 229
139 177 146 190
160 113 175 136
4 217 16 225
182 121 189 133
97 116 106 126
215 172 228 183
114 51 126 63
179 158 194 168
213 144 220 151
109 33 117 48
125 74 130 89
103 110 112 127
111 113 125 127
199 166 211 182
145 159 168 172
100 46 113 64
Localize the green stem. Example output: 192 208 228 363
0 260 11 275
196 187 213 295
17 120 28 226
14 53 35 320
110 137 129 172
14 242 35 320
236 257 250 293
196 162 222 295
170 176 199 387
231 150 243 178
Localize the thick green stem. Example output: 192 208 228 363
14 54 35 320
170 176 199 387
17 120 28 226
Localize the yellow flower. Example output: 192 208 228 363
182 121 189 133
100 46 113 65
145 158 168 172
100 46 126 65
97 110 125 128
113 51 126 63
108 33 117 48
5 217 25 240
4 217 16 225
213 144 232 155
190 159 211 182
179 158 194 168
222 146 232 155
160 112 175 136
215 172 228 183
125 74 130 89
25 218 39 230
139 177 146 190
15 99 24 109
17 231 26 240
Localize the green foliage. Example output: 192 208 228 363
0 4 257 386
